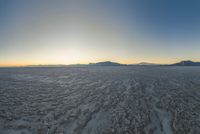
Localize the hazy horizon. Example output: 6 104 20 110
1 0 200 66
1 1 200 133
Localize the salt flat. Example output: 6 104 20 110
0 66 200 134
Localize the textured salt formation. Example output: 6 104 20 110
0 66 200 134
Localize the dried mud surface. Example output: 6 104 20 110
0 66 200 134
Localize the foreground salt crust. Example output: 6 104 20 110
0 66 200 134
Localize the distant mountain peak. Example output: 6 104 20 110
171 60 200 66
89 61 125 66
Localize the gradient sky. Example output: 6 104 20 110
1 0 200 66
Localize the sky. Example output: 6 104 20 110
0 0 200 66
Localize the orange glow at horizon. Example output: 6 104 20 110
1 1 200 67
1 57 200 67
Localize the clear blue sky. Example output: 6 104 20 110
0 0 200 66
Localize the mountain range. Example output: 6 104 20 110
15 60 200 67
170 60 200 66
90 60 200 66
89 61 125 66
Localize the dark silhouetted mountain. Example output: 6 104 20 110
171 60 200 66
89 61 125 66
17 60 200 68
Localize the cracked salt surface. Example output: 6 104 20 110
0 66 200 134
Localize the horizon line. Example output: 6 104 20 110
0 60 199 67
